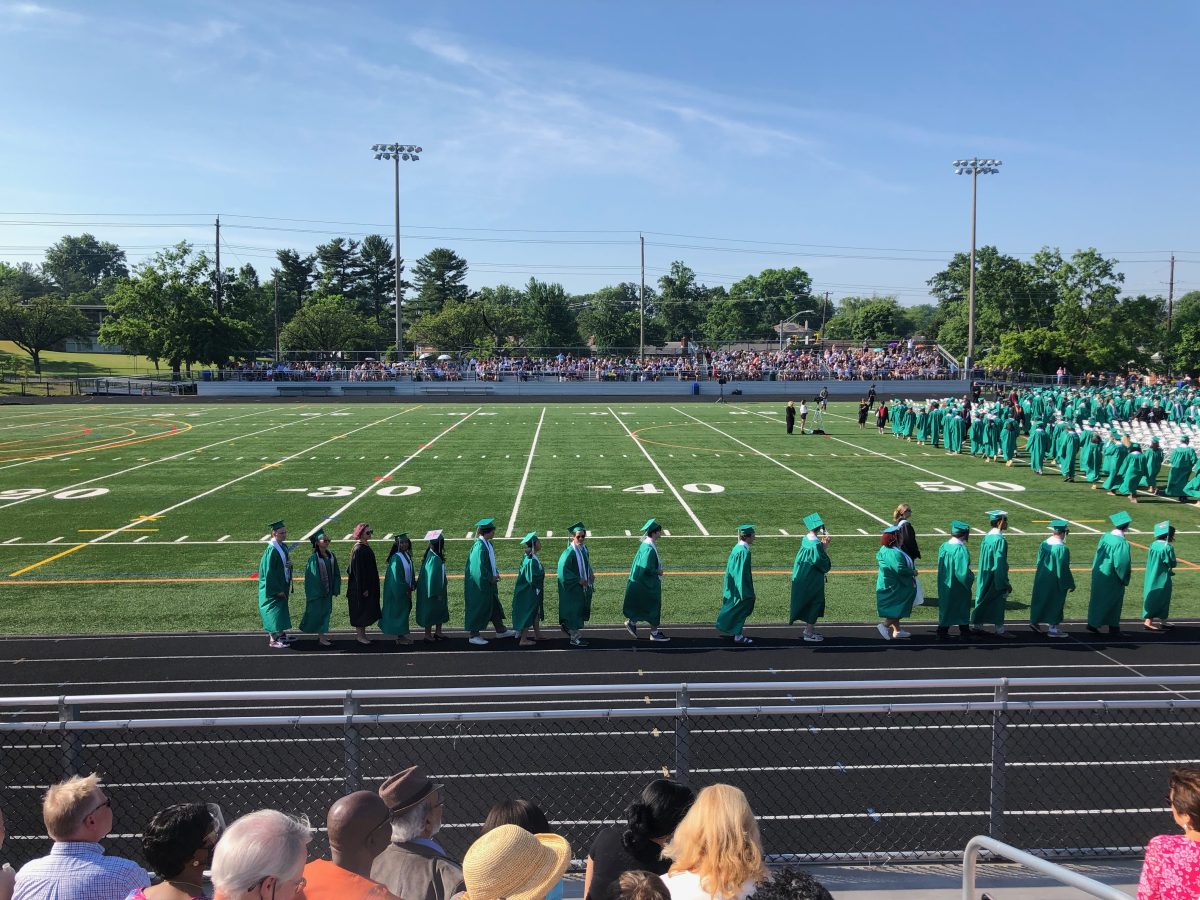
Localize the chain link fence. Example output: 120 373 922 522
1 681 1196 873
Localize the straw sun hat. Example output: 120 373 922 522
462 824 571 900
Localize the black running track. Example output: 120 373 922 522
1 621 1198 867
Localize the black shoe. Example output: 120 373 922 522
1108 626 1122 636
936 626 949 640
1086 625 1100 634
958 625 974 638
560 623 570 635
1029 623 1042 634
624 619 638 638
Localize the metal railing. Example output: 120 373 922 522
0 675 1188 873
962 835 1132 899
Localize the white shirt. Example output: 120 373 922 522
642 535 661 574
1047 534 1064 546
948 536 965 546
1111 528 1127 539
988 527 1002 536
662 870 757 900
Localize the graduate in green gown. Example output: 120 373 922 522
1164 436 1196 499
557 522 593 647
1026 423 1048 475
945 410 964 454
1144 438 1164 494
415 530 449 641
716 524 757 644
1087 511 1133 635
1113 442 1148 502
1100 436 1129 492
1142 520 1177 631
971 510 1013 635
789 513 832 643
1082 429 1104 483
935 520 974 640
1058 427 1081 481
380 533 416 644
1029 520 1074 638
623 518 669 641
512 532 546 646
257 519 293 648
876 525 917 640
299 528 340 645
1000 418 1018 465
464 518 517 646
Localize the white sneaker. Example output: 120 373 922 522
802 632 824 642
495 629 518 639
994 625 1006 636
1047 626 1067 638
894 629 912 639
468 635 489 646
877 623 892 640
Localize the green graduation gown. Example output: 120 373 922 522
299 550 340 634
875 546 917 619
380 550 415 636
623 539 663 626
1081 435 1103 482
556 542 594 631
512 552 545 631
257 541 292 634
1163 445 1196 497
1027 427 1048 473
789 535 831 625
1102 443 1129 491
415 550 448 627
1143 445 1164 489
1087 532 1132 628
971 530 1011 627
1058 430 1081 479
716 541 755 635
1029 538 1074 626
1116 450 1147 496
945 414 964 453
1000 420 1018 462
1142 540 1176 620
464 538 503 633
936 539 974 627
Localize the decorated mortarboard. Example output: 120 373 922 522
568 522 587 534
424 529 443 541
641 518 661 533
269 519 286 531
737 523 756 536
1049 519 1070 531
521 531 539 546
950 520 970 533
1109 510 1133 528
1154 520 1172 538
803 512 824 531
986 509 1008 522
475 517 496 531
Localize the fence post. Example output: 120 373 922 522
344 695 362 793
58 699 81 777
989 679 1008 841
674 683 690 785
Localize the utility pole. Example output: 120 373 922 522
214 215 223 314
273 279 280 361
819 291 831 342
1168 253 1176 377
639 233 645 360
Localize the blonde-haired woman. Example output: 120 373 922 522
661 784 768 900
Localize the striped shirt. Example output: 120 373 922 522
13 841 149 900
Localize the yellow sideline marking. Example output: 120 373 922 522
78 528 158 533
8 543 88 577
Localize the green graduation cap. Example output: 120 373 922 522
737 523 756 537
394 532 409 541
569 522 587 534
310 528 327 541
521 531 539 546
803 513 824 531
475 518 496 531
269 520 286 531
950 520 970 534
986 509 1008 522
1154 520 1172 538
641 518 661 533
1182 435 1191 444
1110 510 1133 528
1150 437 1161 445
1049 519 1070 531
1129 442 1142 451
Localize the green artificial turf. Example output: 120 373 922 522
0 400 1195 634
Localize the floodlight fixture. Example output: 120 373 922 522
371 141 426 358
951 156 1004 374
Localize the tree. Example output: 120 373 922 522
576 284 657 353
473 285 527 349
220 264 274 354
702 296 754 342
1045 248 1128 371
314 237 362 301
411 248 469 317
900 303 939 338
279 295 385 353
656 261 706 342
520 278 581 351
357 234 403 326
0 262 53 301
272 249 316 324
0 291 90 373
409 303 491 352
727 267 814 338
41 233 128 299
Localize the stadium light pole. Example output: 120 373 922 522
953 158 1002 375
372 143 422 360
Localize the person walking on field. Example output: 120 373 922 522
258 519 293 649
1163 435 1195 501
624 519 670 642
717 525 757 645
971 510 1013 636
875 402 889 435
512 532 546 646
1029 520 1074 638
415 530 449 642
381 533 416 645
875 525 917 640
300 528 340 646
1143 520 1177 632
1087 511 1133 636
789 513 830 643
857 399 869 429
798 401 809 433
557 522 594 647
346 523 382 645
785 401 796 435
464 518 517 646
935 521 974 640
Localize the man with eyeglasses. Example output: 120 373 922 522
13 773 150 900
303 792 399 898
372 766 464 900
210 810 311 900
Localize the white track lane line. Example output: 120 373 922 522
505 407 545 539
672 407 890 527
0 408 360 511
609 407 709 536
298 407 482 541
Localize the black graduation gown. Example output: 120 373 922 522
346 542 382 627
897 519 921 561
786 406 796 434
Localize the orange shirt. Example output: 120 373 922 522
303 858 402 900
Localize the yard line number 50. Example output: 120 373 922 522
915 480 1025 493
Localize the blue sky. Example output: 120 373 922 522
1 0 1196 305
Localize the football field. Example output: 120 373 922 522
1 400 1197 634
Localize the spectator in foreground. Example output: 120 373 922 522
210 809 311 900
480 800 563 900
585 779 695 900
371 765 465 900
609 871 670 900
129 803 221 900
661 784 768 900
748 867 833 900
460 824 570 900
1 808 14 900
303 791 399 899
12 774 149 900
1138 766 1200 900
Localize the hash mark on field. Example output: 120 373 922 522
384 456 390 460
433 455 439 459
1010 527 1025 534
237 457 244 461
260 457 268 460
383 533 393 541
334 456 341 460
663 529 672 536
779 529 789 535
87 457 95 460
46 537 62 544
934 528 947 535
857 528 869 535
133 536 149 543
505 454 511 459
546 530 554 538
625 530 632 536
457 455 463 459
174 536 189 543
3 538 20 544
218 535 230 542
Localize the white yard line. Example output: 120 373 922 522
608 407 709 536
299 408 482 540
672 407 891 527
505 407 546 539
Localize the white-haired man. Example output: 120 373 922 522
371 765 464 900
211 809 312 900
